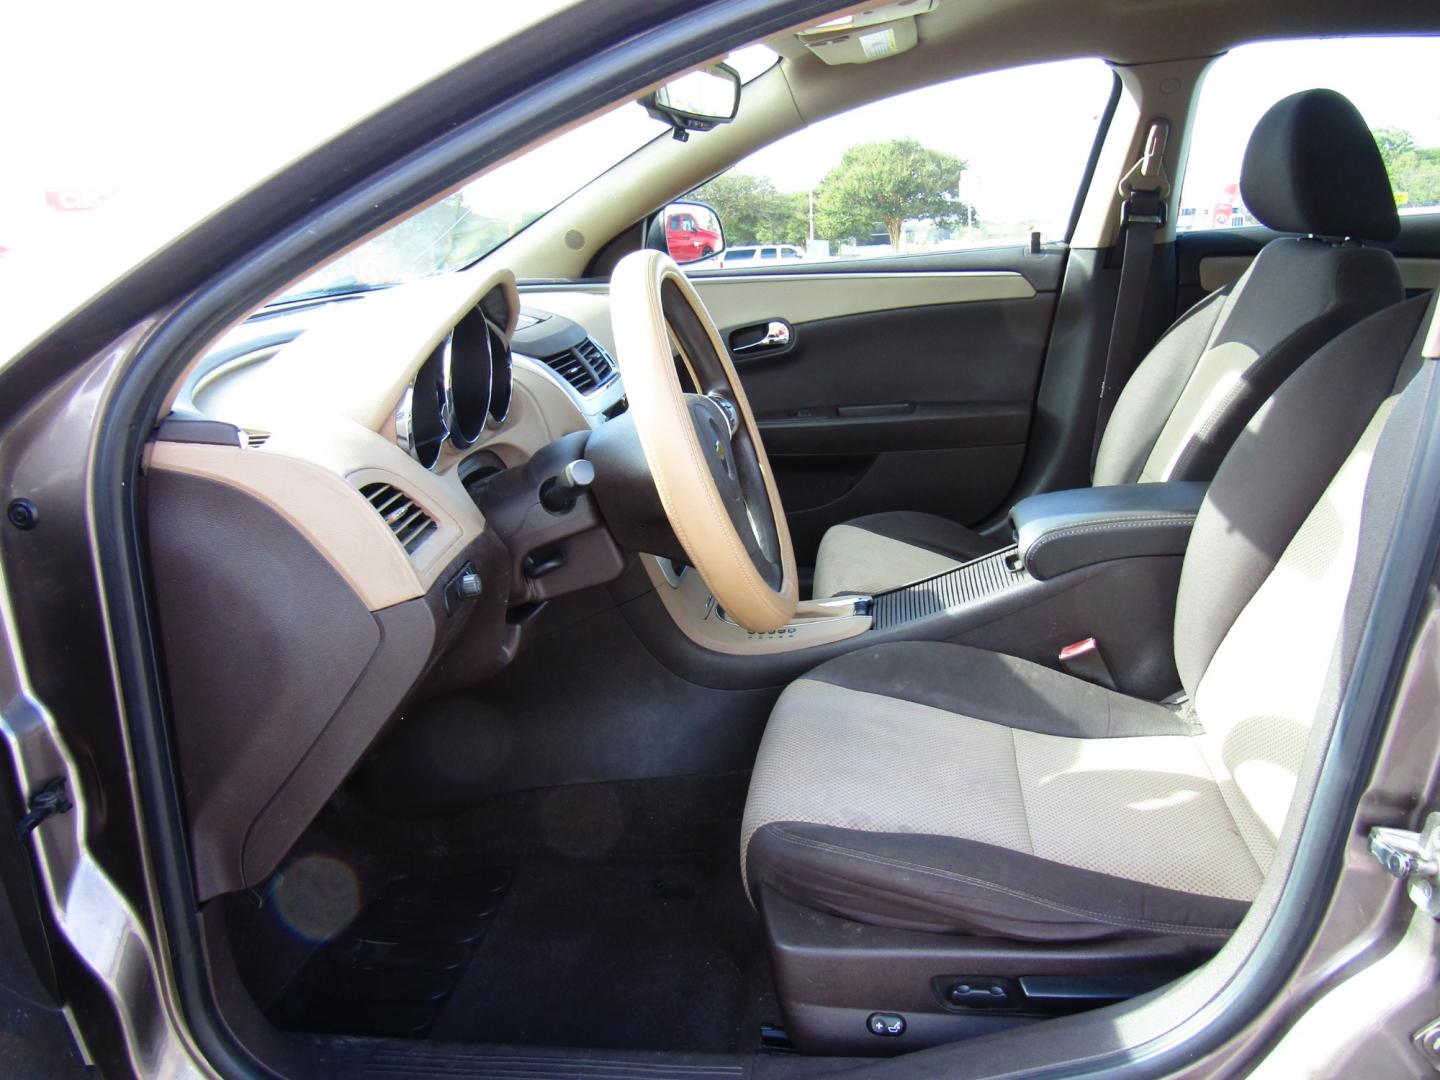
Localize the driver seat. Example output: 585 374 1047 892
741 290 1435 1044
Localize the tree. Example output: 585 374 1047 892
691 172 809 246
1372 126 1418 170
1371 126 1440 209
814 138 971 250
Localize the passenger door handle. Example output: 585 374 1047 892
729 319 794 360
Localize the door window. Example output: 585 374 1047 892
688 58 1114 266
1178 37 1440 231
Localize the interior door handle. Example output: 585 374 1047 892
730 320 793 356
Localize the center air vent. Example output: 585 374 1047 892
360 482 437 554
542 337 617 394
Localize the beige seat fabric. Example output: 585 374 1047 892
744 677 1264 902
809 520 980 600
743 290 1433 942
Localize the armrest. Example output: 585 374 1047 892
1009 482 1207 581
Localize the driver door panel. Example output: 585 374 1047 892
691 248 1062 564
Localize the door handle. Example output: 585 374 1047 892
729 320 793 358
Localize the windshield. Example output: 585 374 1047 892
277 105 666 302
278 45 780 304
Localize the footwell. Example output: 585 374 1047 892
270 868 511 1038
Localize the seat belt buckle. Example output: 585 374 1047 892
1058 637 1117 691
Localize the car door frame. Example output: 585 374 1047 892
3 6 1438 1078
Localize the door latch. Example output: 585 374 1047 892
15 776 72 838
1369 811 1440 916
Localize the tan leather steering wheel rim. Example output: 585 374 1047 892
610 250 798 632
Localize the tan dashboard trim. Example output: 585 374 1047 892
232 267 521 435
640 556 870 654
147 441 430 611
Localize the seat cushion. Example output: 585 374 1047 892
810 511 995 599
741 642 1259 941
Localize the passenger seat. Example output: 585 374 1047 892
810 88 1403 599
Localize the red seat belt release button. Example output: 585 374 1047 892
1058 637 1117 691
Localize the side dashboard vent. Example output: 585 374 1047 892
542 337 618 394
243 429 271 448
360 482 437 554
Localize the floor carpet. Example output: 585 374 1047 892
429 854 777 1053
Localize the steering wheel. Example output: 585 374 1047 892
609 250 798 632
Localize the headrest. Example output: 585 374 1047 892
1240 89 1399 241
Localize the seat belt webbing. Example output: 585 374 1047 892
1092 119 1171 469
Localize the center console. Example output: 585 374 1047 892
629 480 1208 701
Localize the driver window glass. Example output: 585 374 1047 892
688 57 1113 268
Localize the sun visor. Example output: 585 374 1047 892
796 0 933 66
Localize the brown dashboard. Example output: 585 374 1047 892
144 265 629 899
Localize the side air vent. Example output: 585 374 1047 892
542 337 618 395
243 429 271 448
360 482 437 554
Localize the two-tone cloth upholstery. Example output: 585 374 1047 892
744 291 1434 942
811 88 1403 600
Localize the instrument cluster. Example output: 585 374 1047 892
395 306 513 469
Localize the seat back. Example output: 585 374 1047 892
1175 289 1435 872
1093 89 1404 489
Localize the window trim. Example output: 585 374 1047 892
1066 70 1122 242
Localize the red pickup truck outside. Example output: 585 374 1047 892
665 209 722 261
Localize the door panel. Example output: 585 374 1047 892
1176 216 1440 313
696 270 1035 328
692 247 1065 564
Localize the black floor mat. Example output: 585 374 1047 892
429 855 776 1053
269 868 511 1038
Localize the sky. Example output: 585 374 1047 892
0 0 577 358
1179 37 1440 215
3 9 1439 359
734 57 1112 236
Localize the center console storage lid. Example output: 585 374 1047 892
1009 481 1207 581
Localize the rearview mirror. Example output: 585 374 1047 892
642 64 741 140
655 201 725 266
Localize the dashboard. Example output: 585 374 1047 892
146 264 635 900
142 260 866 901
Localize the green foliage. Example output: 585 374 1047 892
1371 127 1440 209
814 138 970 249
1373 126 1417 164
691 173 809 246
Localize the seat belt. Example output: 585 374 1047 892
1092 119 1171 468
